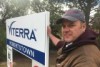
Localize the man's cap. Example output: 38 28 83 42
56 9 85 24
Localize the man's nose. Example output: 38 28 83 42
63 26 70 32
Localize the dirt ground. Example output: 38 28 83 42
0 50 57 67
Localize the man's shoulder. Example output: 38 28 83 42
73 44 100 57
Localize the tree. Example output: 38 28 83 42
0 0 30 24
92 10 100 30
0 0 30 61
89 6 100 47
49 0 99 27
31 0 63 49
31 0 63 36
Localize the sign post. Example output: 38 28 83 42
6 12 50 67
7 45 13 67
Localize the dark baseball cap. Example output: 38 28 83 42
56 9 85 23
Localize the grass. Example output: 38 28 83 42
0 50 57 67
0 62 7 67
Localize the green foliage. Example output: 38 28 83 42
0 0 30 23
49 0 99 27
0 24 6 61
31 0 63 49
0 0 64 60
92 10 100 29
0 0 30 61
31 0 63 36
92 9 100 46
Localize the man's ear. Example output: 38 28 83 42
82 22 86 32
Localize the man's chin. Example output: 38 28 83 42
64 39 73 43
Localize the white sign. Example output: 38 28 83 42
6 12 49 67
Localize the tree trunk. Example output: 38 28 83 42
85 10 90 27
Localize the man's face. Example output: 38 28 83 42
61 20 86 43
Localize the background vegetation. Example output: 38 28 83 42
0 0 100 62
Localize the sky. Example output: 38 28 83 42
62 4 100 17
1 0 100 17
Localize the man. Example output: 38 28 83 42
47 9 100 67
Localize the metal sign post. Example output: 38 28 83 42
7 45 13 67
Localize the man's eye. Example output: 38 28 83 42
62 24 75 28
68 24 75 27
62 25 66 28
